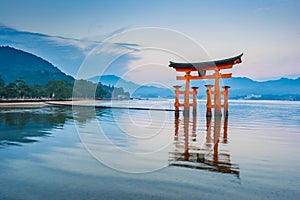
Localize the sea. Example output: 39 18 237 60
0 99 299 199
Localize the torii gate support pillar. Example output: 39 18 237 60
223 86 230 117
192 87 198 116
173 85 181 118
205 85 213 117
214 70 222 116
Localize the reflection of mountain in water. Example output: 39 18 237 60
0 107 73 146
0 106 106 147
169 114 239 178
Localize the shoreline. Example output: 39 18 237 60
0 99 176 111
0 99 105 108
0 101 48 108
2 99 298 110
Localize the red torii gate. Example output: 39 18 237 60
169 53 243 117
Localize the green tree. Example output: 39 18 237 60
31 84 45 98
5 82 18 98
46 80 72 100
112 87 130 99
73 79 97 99
55 80 72 99
0 75 4 87
0 75 5 98
15 78 30 98
96 83 108 99
45 80 57 98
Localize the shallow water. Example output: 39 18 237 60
0 100 299 199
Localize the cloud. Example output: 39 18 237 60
105 27 131 38
104 28 213 86
0 24 90 73
0 24 102 55
255 7 272 12
2 25 298 83
0 24 140 77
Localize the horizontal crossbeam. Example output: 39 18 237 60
176 73 232 80
178 91 196 95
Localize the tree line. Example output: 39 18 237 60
0 75 130 100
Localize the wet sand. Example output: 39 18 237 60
0 100 104 108
0 101 47 108
46 99 104 106
46 100 176 111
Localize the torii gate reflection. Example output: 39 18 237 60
170 114 239 178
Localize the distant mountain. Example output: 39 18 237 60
90 75 137 89
223 77 300 97
0 46 74 85
2 45 298 100
90 74 300 100
89 75 174 98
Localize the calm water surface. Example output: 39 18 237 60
0 100 299 199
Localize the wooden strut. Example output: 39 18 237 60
183 71 191 116
173 72 199 117
192 87 198 116
170 53 243 118
205 85 213 117
223 86 230 116
214 70 222 116
205 84 230 117
176 73 232 80
174 70 231 117
173 85 181 118
174 77 230 118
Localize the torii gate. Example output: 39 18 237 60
169 53 243 117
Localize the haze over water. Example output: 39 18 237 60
0 100 299 199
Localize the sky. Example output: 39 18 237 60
0 0 299 85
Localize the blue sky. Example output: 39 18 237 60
0 0 299 84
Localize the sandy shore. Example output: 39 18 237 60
47 99 104 105
0 100 105 108
0 102 47 108
0 100 176 111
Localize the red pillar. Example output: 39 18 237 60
205 85 214 117
214 70 222 116
223 86 230 116
183 71 191 116
192 87 198 116
173 85 181 118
